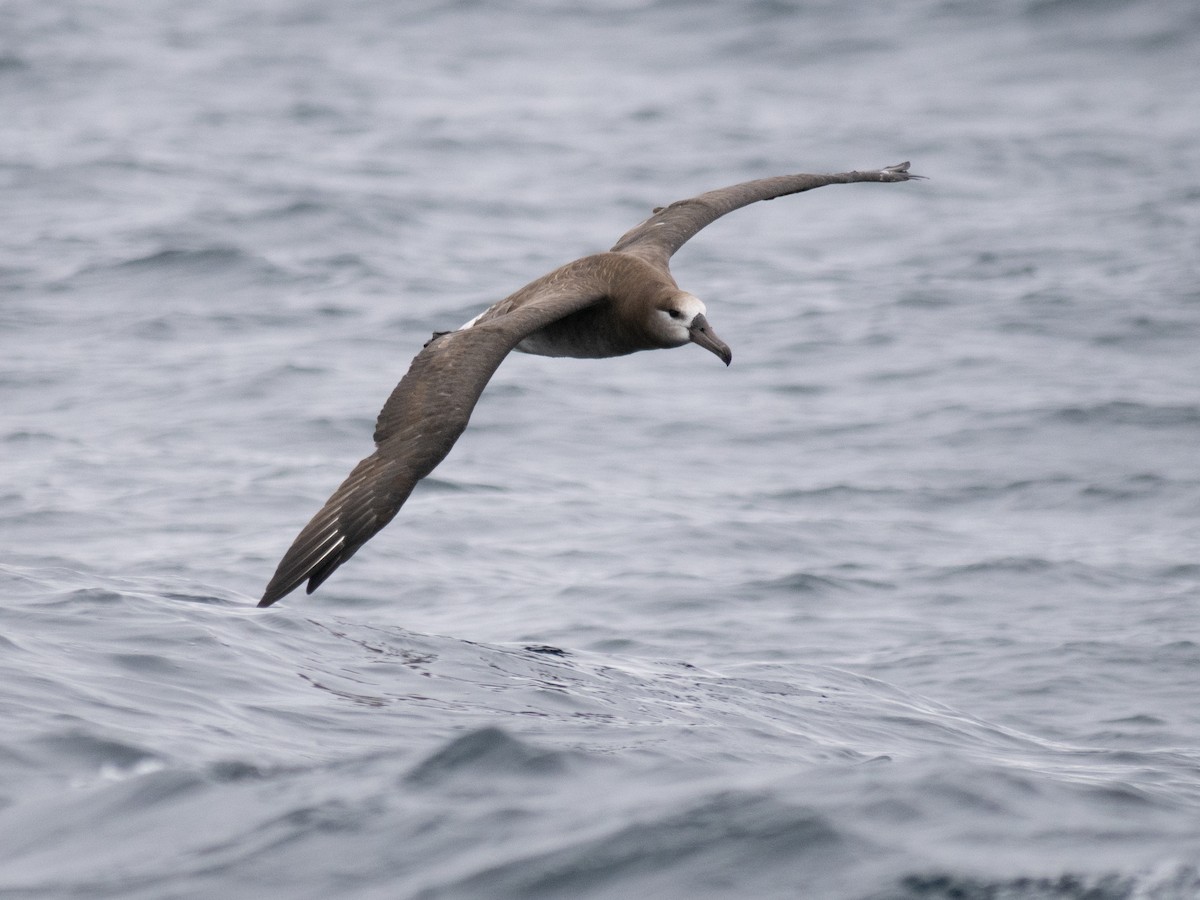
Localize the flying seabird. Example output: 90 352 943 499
259 163 924 606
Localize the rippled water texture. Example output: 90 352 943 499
2 0 1199 896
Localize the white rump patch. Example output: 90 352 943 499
459 310 487 330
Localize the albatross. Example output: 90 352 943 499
259 163 924 606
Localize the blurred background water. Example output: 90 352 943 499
2 0 1200 897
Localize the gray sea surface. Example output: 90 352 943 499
3 0 1200 897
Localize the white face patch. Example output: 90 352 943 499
653 292 707 346
675 293 706 324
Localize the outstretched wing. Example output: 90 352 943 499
259 267 611 606
610 163 923 269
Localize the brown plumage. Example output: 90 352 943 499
259 163 924 606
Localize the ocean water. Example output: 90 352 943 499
3 0 1200 896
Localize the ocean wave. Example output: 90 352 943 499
890 867 1200 900
1048 401 1200 429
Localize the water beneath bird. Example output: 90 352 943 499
2 0 1200 897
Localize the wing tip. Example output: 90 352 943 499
257 568 332 608
882 161 928 181
257 531 357 608
258 575 299 608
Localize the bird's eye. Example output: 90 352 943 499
666 309 683 320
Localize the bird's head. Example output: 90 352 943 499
652 292 732 366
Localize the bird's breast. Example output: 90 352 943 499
515 328 619 359
514 305 649 359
